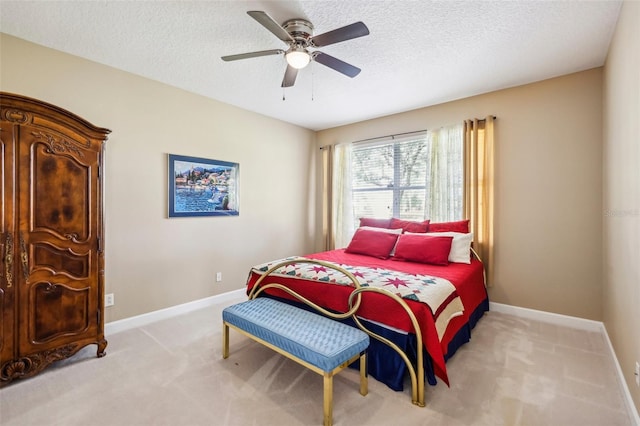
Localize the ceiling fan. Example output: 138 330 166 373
221 11 369 88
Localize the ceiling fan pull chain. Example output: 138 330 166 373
311 63 314 101
282 87 286 101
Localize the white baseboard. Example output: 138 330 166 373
105 288 245 335
489 301 639 425
489 301 603 332
602 324 640 426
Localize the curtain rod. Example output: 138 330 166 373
319 116 496 150
352 116 496 144
318 129 427 150
353 129 428 145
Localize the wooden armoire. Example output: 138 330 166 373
0 92 110 385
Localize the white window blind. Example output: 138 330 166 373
333 124 464 248
351 132 429 221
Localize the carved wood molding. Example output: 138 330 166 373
0 108 31 124
0 343 79 384
31 130 86 158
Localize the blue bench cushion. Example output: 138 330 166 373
223 298 369 372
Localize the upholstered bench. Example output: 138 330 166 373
222 297 370 426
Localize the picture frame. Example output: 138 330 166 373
168 154 239 217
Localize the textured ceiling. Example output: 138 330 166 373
0 0 622 131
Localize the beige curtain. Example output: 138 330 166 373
331 143 355 249
426 123 464 222
463 116 495 286
320 145 334 251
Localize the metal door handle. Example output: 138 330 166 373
4 232 13 287
19 232 29 280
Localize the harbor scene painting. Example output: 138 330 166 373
168 154 239 217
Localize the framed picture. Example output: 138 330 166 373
168 154 239 217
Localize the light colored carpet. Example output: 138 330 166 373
0 295 634 426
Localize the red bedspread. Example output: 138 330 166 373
246 249 487 385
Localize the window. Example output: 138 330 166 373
333 124 463 247
351 134 429 221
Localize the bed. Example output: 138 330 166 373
245 219 489 405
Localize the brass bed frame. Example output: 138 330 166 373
246 258 427 408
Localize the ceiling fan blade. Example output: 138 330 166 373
221 49 284 62
247 11 294 43
281 65 298 88
311 21 369 47
313 52 361 78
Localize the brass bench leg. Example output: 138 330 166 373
323 373 333 426
359 352 368 396
222 322 229 359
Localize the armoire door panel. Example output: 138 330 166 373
31 242 90 279
1 122 8 229
0 120 16 368
28 282 91 345
1 121 16 240
29 142 95 243
0 286 3 338
0 288 6 353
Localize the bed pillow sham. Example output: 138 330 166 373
345 228 400 259
359 217 391 229
393 234 453 265
417 231 473 264
358 226 403 235
428 219 470 233
389 218 430 233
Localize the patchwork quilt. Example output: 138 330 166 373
251 256 464 340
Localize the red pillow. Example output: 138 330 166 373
393 234 453 265
345 229 399 259
389 218 430 233
428 219 470 233
359 217 391 229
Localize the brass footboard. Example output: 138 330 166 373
249 258 426 407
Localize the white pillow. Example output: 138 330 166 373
407 231 473 264
359 226 403 234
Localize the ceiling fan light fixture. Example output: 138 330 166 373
285 48 310 69
221 11 370 87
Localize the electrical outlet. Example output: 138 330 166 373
216 272 222 282
105 293 114 307
635 361 639 387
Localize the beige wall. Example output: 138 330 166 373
603 1 640 412
317 68 604 321
0 34 317 322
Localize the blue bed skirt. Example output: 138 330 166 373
258 295 489 391
346 296 489 390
